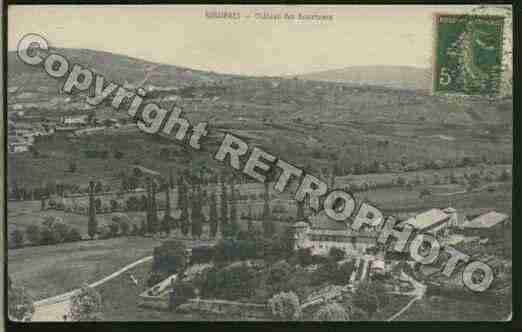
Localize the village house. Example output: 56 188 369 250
8 137 31 153
461 211 510 256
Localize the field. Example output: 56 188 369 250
8 237 161 299
396 295 511 321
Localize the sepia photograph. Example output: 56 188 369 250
5 4 513 322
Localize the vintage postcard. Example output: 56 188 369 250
5 4 512 322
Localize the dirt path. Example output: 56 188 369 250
387 271 426 322
32 255 153 322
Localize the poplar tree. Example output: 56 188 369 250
179 180 190 237
162 184 173 236
262 182 275 238
220 181 229 230
209 192 219 238
296 199 305 221
87 181 97 239
190 187 203 239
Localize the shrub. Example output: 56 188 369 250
68 284 102 321
266 261 292 294
313 302 350 321
296 248 314 266
10 229 24 248
267 291 301 321
171 281 196 309
39 227 58 245
153 240 187 275
25 225 41 245
199 264 256 301
65 228 82 242
8 284 34 321
328 247 346 262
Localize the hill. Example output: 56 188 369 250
7 48 233 90
293 65 431 90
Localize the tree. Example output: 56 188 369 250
267 291 301 321
170 280 196 309
296 199 305 221
25 225 41 245
52 222 69 243
266 261 293 294
10 229 24 248
40 226 58 245
162 185 173 236
69 161 77 173
262 182 271 220
328 247 346 262
263 219 276 239
353 282 381 318
152 240 187 278
108 222 119 237
68 284 103 321
220 181 229 230
313 302 350 321
190 188 204 239
8 280 34 321
199 263 256 301
209 192 219 238
65 227 82 242
178 179 190 237
87 181 97 240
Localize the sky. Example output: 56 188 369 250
8 5 495 76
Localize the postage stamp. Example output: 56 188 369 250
5 4 513 323
433 14 505 96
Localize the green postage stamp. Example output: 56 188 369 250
434 14 505 95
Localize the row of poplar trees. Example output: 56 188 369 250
87 171 308 240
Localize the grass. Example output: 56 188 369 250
395 294 511 321
8 237 161 299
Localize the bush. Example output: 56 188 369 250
171 281 196 309
10 229 24 248
313 302 350 321
199 264 256 301
328 247 346 262
68 284 102 321
65 228 82 242
39 227 58 245
25 225 41 245
266 261 292 294
292 247 312 266
153 240 187 275
8 284 34 321
267 291 301 321
353 281 389 318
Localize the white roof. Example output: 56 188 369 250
403 208 449 231
463 211 509 229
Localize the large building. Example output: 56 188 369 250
292 211 379 256
293 207 457 257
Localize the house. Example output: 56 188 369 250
60 115 88 126
401 208 451 238
8 138 31 153
292 211 379 256
462 211 509 239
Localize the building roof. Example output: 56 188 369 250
463 211 509 229
403 208 449 231
292 221 310 228
308 211 349 231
